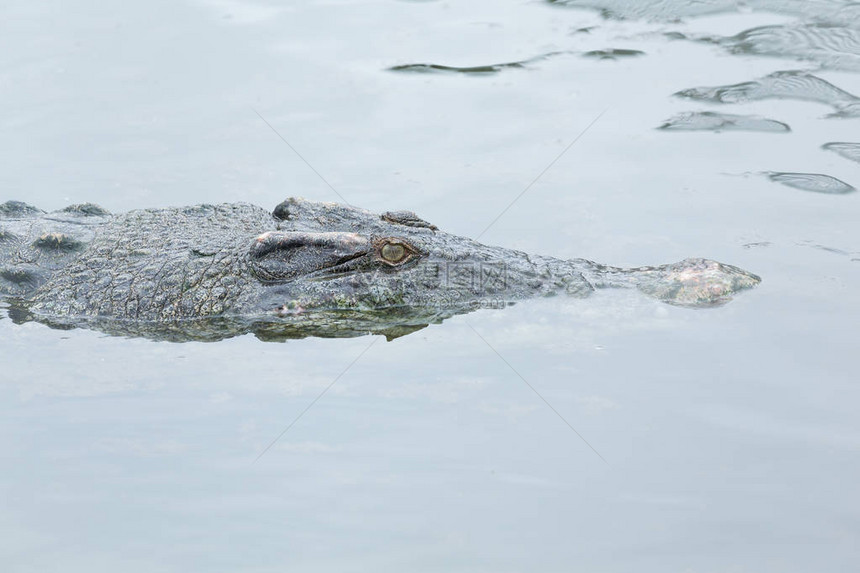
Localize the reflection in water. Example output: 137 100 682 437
658 111 791 133
5 303 463 342
676 70 860 118
765 172 857 194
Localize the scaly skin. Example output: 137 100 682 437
0 197 761 341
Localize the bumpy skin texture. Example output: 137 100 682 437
0 202 110 296
29 203 270 320
0 198 761 341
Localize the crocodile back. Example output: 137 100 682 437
29 202 275 320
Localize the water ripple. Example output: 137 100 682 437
388 52 566 75
675 70 860 118
582 49 645 60
546 0 739 20
546 0 860 25
658 111 791 133
715 24 860 71
766 171 856 194
822 142 860 163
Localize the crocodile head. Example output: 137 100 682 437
241 197 554 317
240 198 760 319
10 197 760 342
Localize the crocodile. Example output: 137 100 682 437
0 197 761 341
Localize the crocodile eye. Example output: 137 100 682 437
376 239 417 266
381 242 406 262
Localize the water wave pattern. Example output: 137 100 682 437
675 71 860 118
582 49 645 59
805 3 860 27
717 24 860 71
546 0 743 20
740 1 860 27
659 111 790 132
822 142 860 163
388 52 566 74
546 0 860 25
766 171 856 194
797 240 860 261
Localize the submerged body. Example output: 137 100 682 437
0 198 760 341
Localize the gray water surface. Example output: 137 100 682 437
2 1 859 571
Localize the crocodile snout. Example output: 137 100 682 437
634 258 761 308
